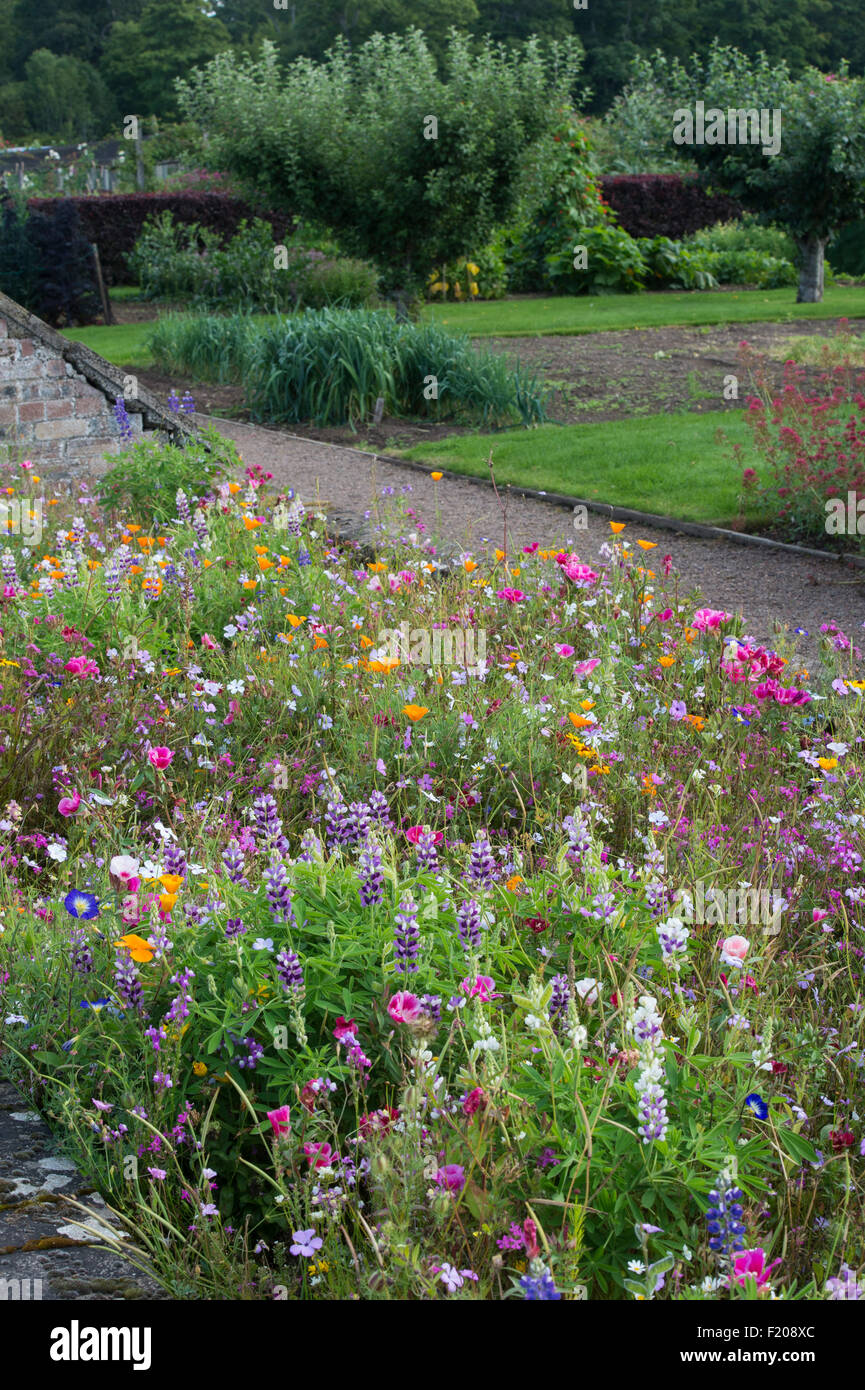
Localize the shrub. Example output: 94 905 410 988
425 245 507 302
684 218 798 288
544 223 649 295
130 212 379 312
638 236 718 291
598 175 742 240
26 192 295 286
0 196 100 326
737 334 865 550
96 426 237 525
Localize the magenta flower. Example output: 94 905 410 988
267 1105 291 1138
435 1164 466 1192
730 1248 781 1289
406 825 443 845
460 974 500 1002
554 643 575 657
333 1016 358 1043
572 658 600 677
495 588 526 603
557 553 598 585
692 608 731 632
303 1141 333 1169
58 790 81 817
147 746 174 770
387 991 422 1023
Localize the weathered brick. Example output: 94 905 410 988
18 339 35 357
18 401 45 423
44 400 74 420
0 318 7 339
34 418 87 441
73 394 110 417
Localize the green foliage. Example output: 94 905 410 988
96 427 235 524
149 307 546 428
424 246 507 302
637 235 718 291
177 29 583 298
546 223 648 295
101 0 232 120
129 211 380 312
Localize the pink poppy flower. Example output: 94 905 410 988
147 746 174 770
303 1141 333 1169
730 1248 781 1288
554 643 575 657
496 588 526 603
558 554 598 586
58 790 81 817
460 974 500 1002
573 658 600 677
267 1105 291 1138
720 934 750 967
406 825 443 845
692 608 731 632
387 991 422 1024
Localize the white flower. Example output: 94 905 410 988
252 937 274 952
574 978 601 1004
682 1245 693 1261
47 843 67 863
628 1260 646 1274
524 1013 543 1030
226 680 246 695
5 1014 28 1025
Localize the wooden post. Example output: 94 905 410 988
91 242 114 325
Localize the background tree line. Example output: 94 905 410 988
1 0 863 144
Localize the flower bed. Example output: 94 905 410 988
0 442 863 1301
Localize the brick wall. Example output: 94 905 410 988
0 315 144 480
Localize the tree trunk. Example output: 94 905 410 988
796 236 827 303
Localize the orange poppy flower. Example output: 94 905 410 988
403 704 429 722
463 559 478 573
243 516 262 530
159 874 184 894
114 933 154 963
658 656 675 668
431 472 443 481
610 521 626 534
636 540 657 550
368 562 387 573
568 713 594 729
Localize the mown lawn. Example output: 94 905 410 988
423 285 865 337
398 409 768 528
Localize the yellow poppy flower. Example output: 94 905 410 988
403 704 429 722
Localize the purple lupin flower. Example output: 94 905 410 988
548 974 570 1034
225 917 247 939
163 840 187 878
69 927 93 976
114 397 134 442
637 1083 668 1143
296 829 322 864
276 947 304 996
253 793 290 854
394 895 420 974
114 947 143 1012
324 795 351 850
562 812 592 864
368 789 393 830
416 829 439 872
222 837 247 884
456 898 481 953
468 832 496 888
357 838 384 907
264 855 297 926
345 801 372 845
175 488 191 522
180 390 196 414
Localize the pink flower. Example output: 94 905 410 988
558 553 598 586
573 658 600 677
435 1164 466 1192
147 746 174 770
120 893 141 925
333 1015 358 1043
109 854 139 885
460 974 500 1002
3 584 16 598
462 1087 487 1117
692 608 731 632
201 633 220 650
730 1248 781 1288
387 991 422 1024
222 699 239 726
303 1141 333 1169
64 656 100 678
267 1105 291 1138
721 934 750 967
406 825 443 845
554 643 575 657
496 588 526 603
58 790 81 817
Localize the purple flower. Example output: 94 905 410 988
357 838 384 907
394 894 420 974
290 1229 323 1258
435 1164 466 1192
456 898 482 953
670 700 686 721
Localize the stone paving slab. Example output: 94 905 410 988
0 1080 168 1301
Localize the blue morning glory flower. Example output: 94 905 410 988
745 1092 769 1119
64 890 100 920
730 707 751 726
78 998 111 1012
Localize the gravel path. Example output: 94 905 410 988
207 415 865 665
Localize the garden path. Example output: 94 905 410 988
208 416 865 667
